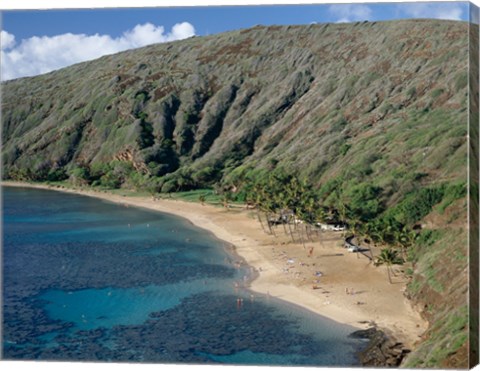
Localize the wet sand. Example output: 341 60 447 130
3 181 427 349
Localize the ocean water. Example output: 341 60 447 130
2 186 364 365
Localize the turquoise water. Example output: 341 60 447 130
42 281 216 330
3 186 363 365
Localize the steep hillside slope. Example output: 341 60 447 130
2 20 468 189
1 19 471 367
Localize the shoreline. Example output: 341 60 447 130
2 181 427 353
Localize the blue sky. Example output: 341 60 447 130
0 1 474 80
3 2 471 40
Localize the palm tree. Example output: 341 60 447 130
364 221 380 246
394 226 417 261
374 248 404 284
279 208 289 236
356 222 375 260
334 188 348 226
270 174 296 242
222 192 232 210
300 193 317 241
264 186 279 237
367 218 394 247
348 216 361 239
284 210 296 243
248 183 268 234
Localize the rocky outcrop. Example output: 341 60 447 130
351 327 411 367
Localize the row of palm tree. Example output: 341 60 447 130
224 170 418 283
242 172 326 248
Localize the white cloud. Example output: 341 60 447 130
328 4 373 23
1 30 16 50
1 22 195 81
170 22 196 40
399 3 465 21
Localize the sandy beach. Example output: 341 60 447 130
3 181 427 349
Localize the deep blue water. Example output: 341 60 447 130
2 186 363 365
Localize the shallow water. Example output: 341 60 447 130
2 186 363 365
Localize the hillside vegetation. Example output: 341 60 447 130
1 19 471 367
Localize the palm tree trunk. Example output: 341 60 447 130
298 225 306 250
287 220 296 243
281 213 288 236
266 212 276 237
369 245 375 261
305 224 312 241
317 229 323 248
387 264 392 284
257 209 266 233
